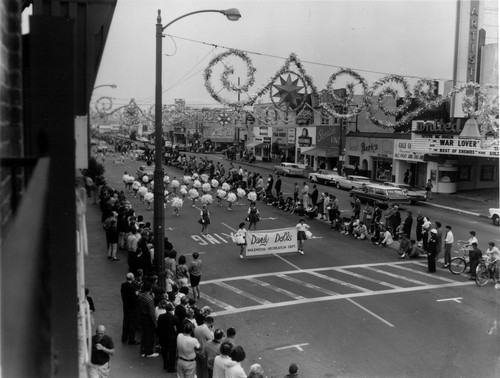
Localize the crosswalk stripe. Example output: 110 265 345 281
361 266 429 285
389 264 456 283
335 268 401 289
277 274 339 296
200 293 235 311
308 271 373 292
247 278 306 300
213 281 272 305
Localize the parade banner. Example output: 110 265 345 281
244 227 298 257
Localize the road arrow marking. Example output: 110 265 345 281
275 343 309 352
437 297 463 303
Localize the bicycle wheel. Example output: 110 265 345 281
475 266 489 287
449 257 467 275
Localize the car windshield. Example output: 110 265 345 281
387 189 405 195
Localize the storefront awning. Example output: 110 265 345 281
246 141 264 148
303 147 339 157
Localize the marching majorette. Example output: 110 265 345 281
226 192 237 211
171 196 183 216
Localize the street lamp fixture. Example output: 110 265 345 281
154 8 241 289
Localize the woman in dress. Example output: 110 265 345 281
247 202 260 231
176 255 189 288
188 252 202 299
198 204 211 235
295 218 310 255
235 222 247 259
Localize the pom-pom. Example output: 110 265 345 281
247 191 257 202
222 182 231 191
217 189 227 199
200 173 209 183
164 189 169 197
183 176 192 185
171 179 180 188
226 192 237 203
188 188 199 199
192 172 199 179
138 186 148 196
211 179 219 188
127 175 135 183
142 175 150 183
144 192 154 203
202 183 211 193
171 197 183 208
237 188 246 198
201 194 213 204
163 176 170 184
180 187 188 196
193 179 202 189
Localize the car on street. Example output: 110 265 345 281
383 182 427 204
136 165 155 180
489 208 500 226
308 169 342 185
274 162 308 177
334 175 372 190
350 184 411 207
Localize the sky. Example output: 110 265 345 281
83 1 493 110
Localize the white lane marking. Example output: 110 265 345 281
277 274 339 296
211 281 475 317
308 271 373 292
248 278 306 300
275 343 309 351
361 266 429 285
213 281 272 305
222 222 236 232
335 268 401 289
260 217 277 220
346 298 395 327
437 297 463 303
201 293 236 310
390 264 456 283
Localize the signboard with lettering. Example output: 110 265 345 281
316 125 341 148
393 140 425 162
411 120 499 157
347 137 393 157
272 127 291 145
297 127 315 147
243 227 298 257
288 128 296 144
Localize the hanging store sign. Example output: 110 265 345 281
393 140 425 161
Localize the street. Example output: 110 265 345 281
86 155 500 378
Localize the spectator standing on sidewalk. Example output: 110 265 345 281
425 179 433 200
416 211 424 247
177 322 200 377
157 302 178 373
293 183 299 202
121 273 139 345
213 341 235 378
402 210 413 239
204 329 224 378
225 345 247 378
434 221 443 262
138 282 159 358
89 325 115 378
189 252 202 299
301 182 310 208
274 174 282 198
284 362 301 378
426 229 438 273
443 225 454 268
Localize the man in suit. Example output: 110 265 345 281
157 302 178 372
120 273 139 345
274 174 282 198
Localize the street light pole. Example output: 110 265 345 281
154 8 241 289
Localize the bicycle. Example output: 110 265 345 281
449 241 470 275
475 258 498 287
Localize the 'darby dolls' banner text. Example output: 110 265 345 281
245 227 298 257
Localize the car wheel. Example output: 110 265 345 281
493 215 499 226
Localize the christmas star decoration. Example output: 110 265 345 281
217 111 231 126
273 74 304 109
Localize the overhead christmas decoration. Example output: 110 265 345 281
203 50 498 137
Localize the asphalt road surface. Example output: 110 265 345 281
88 154 500 378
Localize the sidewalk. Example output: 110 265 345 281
220 155 499 220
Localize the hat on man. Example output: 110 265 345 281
430 229 437 234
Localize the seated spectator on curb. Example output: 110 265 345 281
371 223 382 245
376 225 393 247
398 233 412 258
407 239 424 259
353 221 368 240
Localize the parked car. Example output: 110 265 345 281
489 208 500 226
274 162 308 177
334 175 372 190
136 165 156 180
308 169 342 185
350 184 411 207
383 182 427 204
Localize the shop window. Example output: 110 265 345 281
458 166 472 181
349 156 360 167
374 160 392 181
438 171 457 183
480 165 497 181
